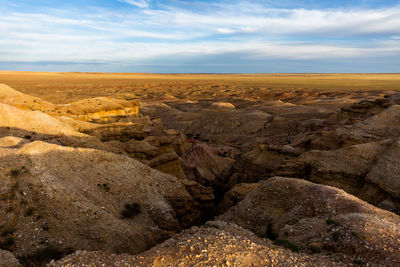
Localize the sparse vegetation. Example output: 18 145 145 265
121 202 141 219
353 259 367 266
25 207 35 216
252 224 278 240
351 231 360 238
274 239 300 252
266 223 278 240
253 230 266 238
332 231 341 242
10 169 21 177
326 218 338 225
308 243 322 253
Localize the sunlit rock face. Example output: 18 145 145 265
60 97 140 124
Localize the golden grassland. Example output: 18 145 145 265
0 71 399 103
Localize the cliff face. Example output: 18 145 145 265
59 97 140 124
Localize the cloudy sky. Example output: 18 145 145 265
0 0 400 72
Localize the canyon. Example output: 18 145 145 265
0 72 400 266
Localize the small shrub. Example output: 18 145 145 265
353 259 366 266
121 202 141 219
10 169 21 178
308 243 322 253
326 218 338 225
274 239 300 252
351 231 360 238
266 223 278 240
332 231 341 242
253 230 266 238
25 207 35 216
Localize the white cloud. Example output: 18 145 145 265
121 0 149 8
142 5 400 36
1 1 400 67
1 37 400 63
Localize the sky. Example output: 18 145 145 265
0 0 400 73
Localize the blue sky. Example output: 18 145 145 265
0 0 400 73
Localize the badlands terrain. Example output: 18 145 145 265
0 71 400 266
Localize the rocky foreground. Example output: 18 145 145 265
0 82 400 266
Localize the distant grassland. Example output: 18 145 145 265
0 71 399 103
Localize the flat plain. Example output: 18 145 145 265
1 72 400 103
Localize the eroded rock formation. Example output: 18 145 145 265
218 177 400 266
1 80 400 266
49 221 347 267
